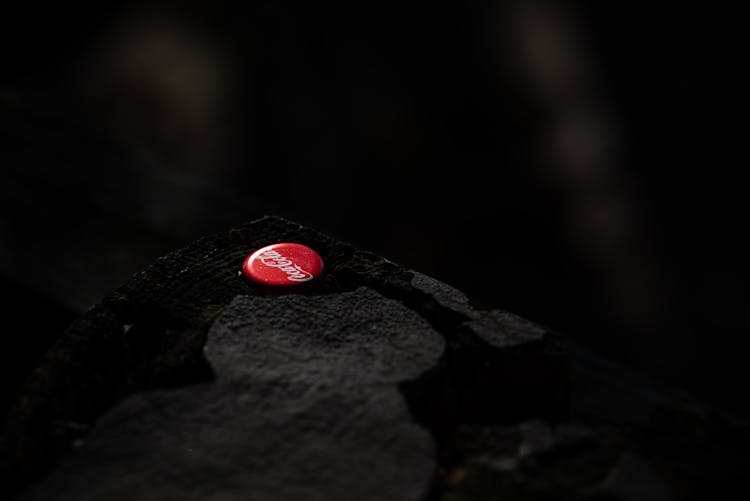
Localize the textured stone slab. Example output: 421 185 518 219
18 384 434 501
205 289 445 386
6 215 746 500
18 287 442 501
1 216 567 500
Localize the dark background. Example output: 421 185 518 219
1 2 748 418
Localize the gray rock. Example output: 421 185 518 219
410 272 477 319
18 287 442 501
2 216 569 500
463 310 548 350
19 383 434 501
205 289 445 386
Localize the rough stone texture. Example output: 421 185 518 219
1 216 566 500
206 290 444 386
17 288 442 501
410 272 476 320
18 384 429 501
3 216 748 500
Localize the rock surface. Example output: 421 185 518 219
2 216 748 500
17 288 444 501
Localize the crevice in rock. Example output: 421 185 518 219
320 253 569 500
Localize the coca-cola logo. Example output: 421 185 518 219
258 249 314 282
242 242 323 286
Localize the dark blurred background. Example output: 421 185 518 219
1 2 748 418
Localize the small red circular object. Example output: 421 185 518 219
242 243 324 286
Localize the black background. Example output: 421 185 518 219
1 2 748 418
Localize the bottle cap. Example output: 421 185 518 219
242 243 324 286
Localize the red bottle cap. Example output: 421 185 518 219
242 243 324 286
